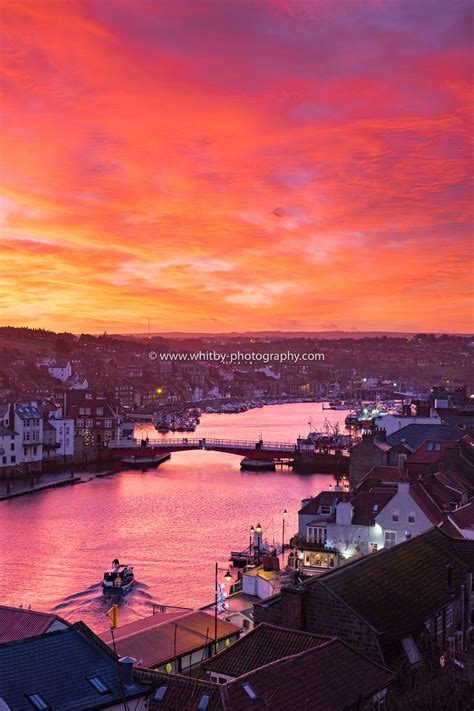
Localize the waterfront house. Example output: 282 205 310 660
14 403 43 473
0 604 69 643
99 610 240 674
0 418 20 473
255 528 474 670
0 621 147 710
296 481 445 572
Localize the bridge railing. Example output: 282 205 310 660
108 437 296 451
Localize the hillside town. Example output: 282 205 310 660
1 328 474 709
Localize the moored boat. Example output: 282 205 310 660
102 559 135 596
240 457 276 471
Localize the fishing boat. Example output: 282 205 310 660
102 559 135 596
240 457 276 471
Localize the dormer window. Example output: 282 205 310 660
319 505 331 515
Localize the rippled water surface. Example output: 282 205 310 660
0 403 347 631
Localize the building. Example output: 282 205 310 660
66 391 118 445
47 361 72 382
99 610 241 674
0 605 69 643
255 528 474 670
0 621 147 710
14 403 43 472
138 628 395 710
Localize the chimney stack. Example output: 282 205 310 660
119 657 136 687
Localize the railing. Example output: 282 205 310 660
108 437 296 452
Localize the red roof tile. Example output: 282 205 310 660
409 482 443 524
99 610 240 668
0 605 68 643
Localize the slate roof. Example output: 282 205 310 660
14 403 42 420
0 621 147 710
202 623 330 678
387 424 463 450
0 605 68 644
99 610 240 668
312 528 474 663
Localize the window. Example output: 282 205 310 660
372 503 379 513
11 455 16 463
197 693 210 710
319 504 331 515
154 686 168 701
369 542 378 553
105 419 112 429
26 694 51 710
373 689 387 710
307 526 327 544
445 604 454 629
87 677 110 695
435 443 442 451
96 408 104 416
242 683 258 701
408 511 415 523
2 456 6 465
11 443 14 450
384 531 396 548
402 636 422 667
391 509 399 523
398 454 407 467
427 443 434 451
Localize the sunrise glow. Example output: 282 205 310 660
0 0 472 333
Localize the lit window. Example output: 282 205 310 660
372 503 379 513
154 686 169 701
87 677 110 695
435 443 442 452
427 443 434 451
197 693 210 710
242 682 258 701
26 694 51 710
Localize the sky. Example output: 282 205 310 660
0 0 473 334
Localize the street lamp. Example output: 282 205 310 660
214 563 232 654
255 523 262 564
282 509 288 553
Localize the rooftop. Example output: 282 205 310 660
99 610 240 668
0 605 68 644
202 622 330 678
0 621 147 711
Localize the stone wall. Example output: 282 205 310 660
350 436 388 489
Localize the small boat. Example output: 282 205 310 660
102 559 135 596
240 457 276 471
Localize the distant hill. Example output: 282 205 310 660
120 330 473 340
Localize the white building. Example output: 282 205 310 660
373 412 441 436
297 481 444 574
47 361 72 382
0 423 20 469
14 403 43 467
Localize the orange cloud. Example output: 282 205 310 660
0 0 472 333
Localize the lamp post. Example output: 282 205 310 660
255 523 262 564
214 563 232 654
282 509 288 554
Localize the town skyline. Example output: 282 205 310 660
1 0 473 334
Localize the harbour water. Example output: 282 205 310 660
0 403 347 631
